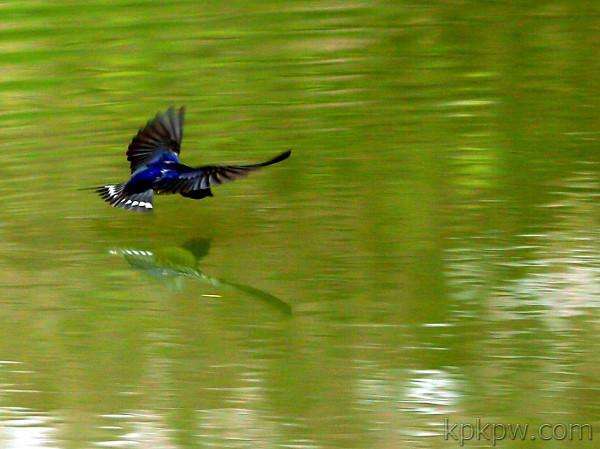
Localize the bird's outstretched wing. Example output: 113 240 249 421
127 106 185 173
157 150 291 195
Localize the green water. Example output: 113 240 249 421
0 1 598 448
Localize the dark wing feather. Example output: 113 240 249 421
159 150 291 195
127 106 185 173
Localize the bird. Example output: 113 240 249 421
96 106 291 211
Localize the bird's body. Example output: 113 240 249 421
97 107 291 211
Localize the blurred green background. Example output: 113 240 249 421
0 0 598 448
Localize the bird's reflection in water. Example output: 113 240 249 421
109 239 291 315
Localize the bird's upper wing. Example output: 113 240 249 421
156 150 291 194
127 106 185 173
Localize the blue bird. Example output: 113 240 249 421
97 106 291 211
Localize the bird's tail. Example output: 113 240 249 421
96 184 154 212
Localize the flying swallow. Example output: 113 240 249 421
97 107 291 211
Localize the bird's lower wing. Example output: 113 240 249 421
157 150 291 195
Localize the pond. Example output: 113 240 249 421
0 1 597 448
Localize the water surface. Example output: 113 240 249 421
0 1 598 448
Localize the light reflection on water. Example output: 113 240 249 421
0 0 598 448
